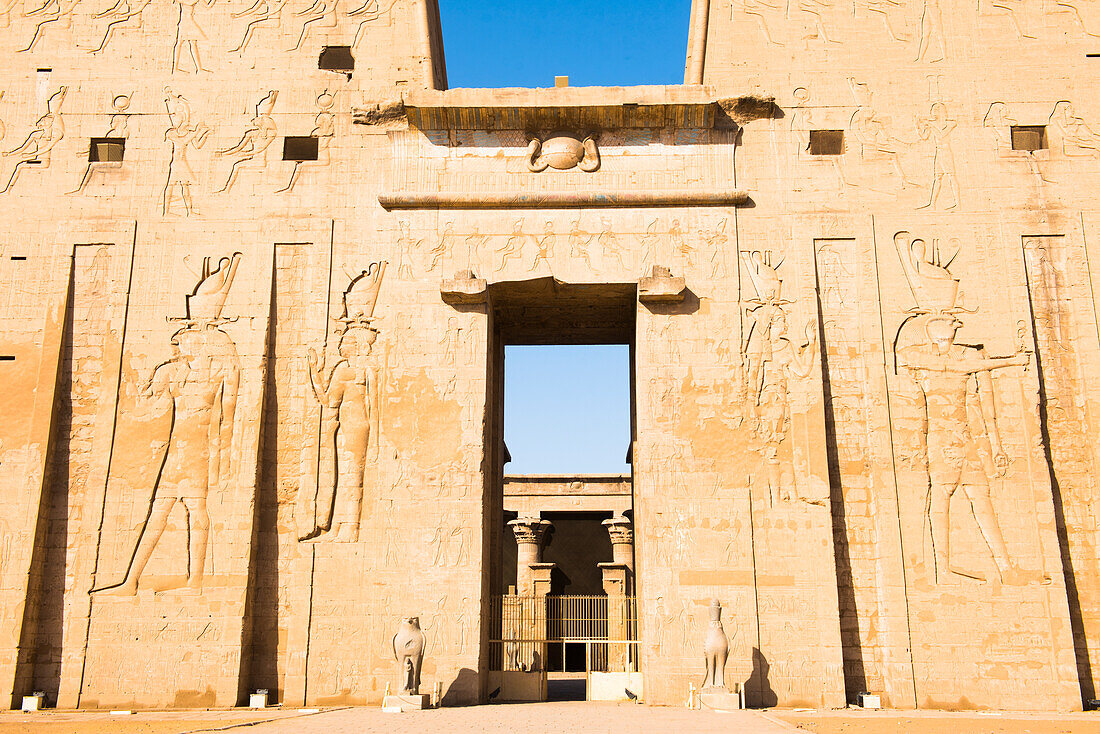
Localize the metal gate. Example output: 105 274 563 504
488 594 639 674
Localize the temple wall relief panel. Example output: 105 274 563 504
0 242 74 708
78 233 272 708
812 229 915 709
873 215 1079 710
634 212 845 708
1022 224 1100 702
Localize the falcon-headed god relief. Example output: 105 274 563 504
300 261 387 543
92 253 242 596
892 231 1033 585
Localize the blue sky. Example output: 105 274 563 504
503 345 632 474
438 1 691 89
437 2 690 473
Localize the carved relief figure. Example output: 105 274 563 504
796 0 836 42
497 220 527 271
848 79 913 185
526 132 600 172
20 0 80 52
163 89 211 216
348 0 395 47
1053 0 1100 37
864 0 909 42
278 91 334 193
300 262 386 542
990 0 1034 38
1049 101 1100 158
0 0 19 26
741 0 784 45
394 220 420 279
530 220 554 273
670 219 692 271
569 219 593 269
1 87 65 195
915 0 945 61
70 93 131 195
893 232 1030 584
598 218 626 269
173 0 215 72
639 219 660 273
86 0 154 53
393 617 426 695
464 226 489 271
428 221 454 272
816 240 851 308
93 253 242 596
741 251 818 506
216 91 278 193
230 0 286 52
288 0 337 52
916 103 958 209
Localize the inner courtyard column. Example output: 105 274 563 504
600 516 634 672
506 517 554 671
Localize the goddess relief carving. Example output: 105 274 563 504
92 253 242 596
300 262 387 543
741 251 819 507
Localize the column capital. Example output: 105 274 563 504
508 517 552 545
602 516 633 545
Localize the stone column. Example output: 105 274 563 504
507 517 554 673
600 516 635 672
508 517 553 596
602 516 634 575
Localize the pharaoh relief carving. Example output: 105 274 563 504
1 87 65 195
216 90 278 194
916 102 958 209
163 88 211 216
93 254 242 596
892 232 1033 585
526 132 600 172
172 0 215 73
300 262 387 543
70 93 132 195
740 251 820 507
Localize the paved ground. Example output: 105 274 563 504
2 704 1098 734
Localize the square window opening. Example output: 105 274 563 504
1011 125 1047 152
89 137 125 162
809 130 845 155
319 46 354 73
283 136 320 161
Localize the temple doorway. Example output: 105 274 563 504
482 279 639 703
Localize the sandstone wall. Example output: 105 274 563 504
0 0 1095 712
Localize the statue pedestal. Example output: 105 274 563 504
699 688 742 712
382 694 430 712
